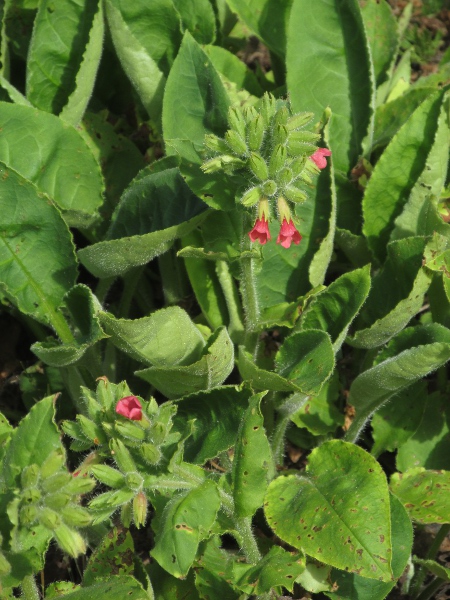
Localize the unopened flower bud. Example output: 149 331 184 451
269 144 287 177
91 464 124 488
61 505 92 528
46 493 71 510
40 450 66 479
260 93 277 126
204 134 229 154
277 167 293 186
243 105 258 123
110 439 137 473
121 502 132 528
290 156 307 178
228 106 247 139
125 471 143 493
261 180 277 197
42 472 72 494
225 130 248 156
140 443 162 465
286 111 314 131
272 124 289 146
287 140 317 157
289 130 320 144
64 474 96 495
39 507 62 531
248 115 265 151
61 419 85 442
249 152 269 181
273 106 289 127
22 488 41 504
115 420 146 442
19 504 38 526
201 156 226 173
133 492 148 528
21 464 40 489
54 523 86 558
240 186 261 207
284 186 307 203
77 414 107 445
90 488 134 510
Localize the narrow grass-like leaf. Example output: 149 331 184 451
264 441 393 582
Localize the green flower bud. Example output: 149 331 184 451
249 152 269 181
54 523 86 558
125 471 143 493
261 180 278 196
40 450 65 479
225 130 248 156
220 155 246 172
240 186 261 207
90 488 134 510
19 504 38 526
21 464 40 489
287 141 317 157
77 415 107 445
133 492 148 528
121 502 132 528
277 167 293 186
110 439 137 474
84 393 102 421
201 157 224 173
260 93 277 127
289 156 307 178
269 144 287 177
284 186 307 203
95 378 115 411
273 106 289 127
272 124 289 146
46 493 71 510
41 472 71 494
228 106 247 139
22 488 41 504
286 111 314 131
115 420 146 442
62 419 87 442
204 134 229 154
61 505 92 528
289 130 320 144
39 507 62 531
248 115 265 151
64 474 96 496
243 105 258 124
149 421 167 446
91 464 124 489
141 442 162 465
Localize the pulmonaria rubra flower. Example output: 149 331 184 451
310 148 331 169
276 218 302 249
249 198 271 244
115 396 142 421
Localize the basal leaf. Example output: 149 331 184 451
287 0 374 173
0 102 104 227
360 0 397 86
238 347 298 392
264 440 393 582
203 45 263 97
0 163 77 329
362 90 443 262
151 480 221 578
173 0 216 44
232 392 275 518
390 467 450 524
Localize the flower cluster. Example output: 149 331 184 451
202 93 331 248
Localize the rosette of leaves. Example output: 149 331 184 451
62 378 179 467
8 449 95 558
202 92 322 209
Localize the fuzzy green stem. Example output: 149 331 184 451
240 213 262 354
235 516 261 564
21 574 40 600
216 260 245 344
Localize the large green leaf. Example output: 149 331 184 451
173 0 216 44
265 441 393 582
83 528 135 586
287 0 374 174
0 102 104 227
136 327 234 399
360 0 397 86
0 163 77 330
78 168 208 278
299 265 371 352
46 577 148 600
203 45 263 97
390 468 450 524
26 0 101 117
362 90 443 262
232 393 275 518
151 480 221 578
175 386 250 464
226 0 292 59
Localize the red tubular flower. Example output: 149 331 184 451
249 216 271 244
310 148 332 169
276 218 302 249
115 396 142 421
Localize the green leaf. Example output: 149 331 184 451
173 0 216 44
0 102 104 227
194 537 240 599
299 265 371 352
397 391 450 472
1 396 61 487
83 527 135 586
287 0 374 173
371 381 427 458
26 0 101 116
345 337 450 443
104 0 181 122
390 467 450 524
163 31 229 158
348 237 431 349
335 228 372 268
325 494 412 600
238 346 298 392
99 306 205 366
0 163 77 329
264 440 393 582
362 90 443 262
175 386 250 464
232 392 275 518
149 560 198 599
203 45 263 97
136 327 234 399
226 0 293 58
276 330 335 396
31 285 107 367
236 546 305 594
46 577 148 600
151 480 221 578
78 168 208 278
59 1 104 125
414 558 450 582
361 0 397 86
